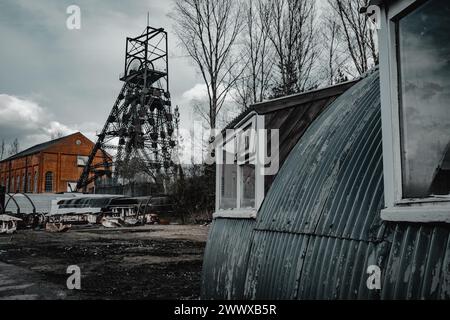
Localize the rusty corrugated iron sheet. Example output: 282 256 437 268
381 224 450 299
202 70 450 299
201 218 255 299
255 72 383 239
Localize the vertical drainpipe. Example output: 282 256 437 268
57 152 61 193
39 152 44 193
24 156 28 193
0 185 5 214
8 160 12 193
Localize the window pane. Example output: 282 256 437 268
219 140 237 209
34 173 38 193
238 124 255 160
77 156 89 167
398 0 450 198
240 164 255 209
45 172 53 193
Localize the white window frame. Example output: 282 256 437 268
214 112 265 219
379 0 450 223
77 155 89 167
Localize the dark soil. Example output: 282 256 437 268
0 225 208 300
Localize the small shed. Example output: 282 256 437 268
202 0 450 300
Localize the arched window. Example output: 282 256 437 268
45 171 53 193
34 172 38 193
27 173 32 193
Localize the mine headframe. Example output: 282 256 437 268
76 26 177 192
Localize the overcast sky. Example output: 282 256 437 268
0 0 209 152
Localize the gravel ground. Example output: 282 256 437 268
0 224 209 300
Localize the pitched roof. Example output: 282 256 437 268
0 132 85 163
224 78 359 131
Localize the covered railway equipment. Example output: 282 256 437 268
0 188 174 229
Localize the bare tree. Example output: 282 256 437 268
264 0 318 97
327 0 378 76
320 13 349 85
8 138 19 156
172 0 244 130
233 0 274 109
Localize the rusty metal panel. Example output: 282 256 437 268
297 236 390 300
243 231 310 299
201 218 255 299
381 224 450 299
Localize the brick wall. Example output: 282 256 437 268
0 132 108 194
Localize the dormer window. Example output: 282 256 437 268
215 114 265 218
219 137 237 210
379 0 450 222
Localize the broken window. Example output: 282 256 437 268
397 0 450 198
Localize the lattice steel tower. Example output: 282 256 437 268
77 26 177 192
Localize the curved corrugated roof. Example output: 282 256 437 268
255 71 382 241
202 70 450 299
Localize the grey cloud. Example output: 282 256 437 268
0 0 200 150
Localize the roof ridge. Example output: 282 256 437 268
0 132 81 163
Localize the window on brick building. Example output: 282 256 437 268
27 173 32 193
34 172 38 193
45 171 53 193
77 156 89 167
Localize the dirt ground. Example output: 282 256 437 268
0 224 209 300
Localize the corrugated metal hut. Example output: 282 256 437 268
202 0 450 300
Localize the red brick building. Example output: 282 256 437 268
0 132 107 194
